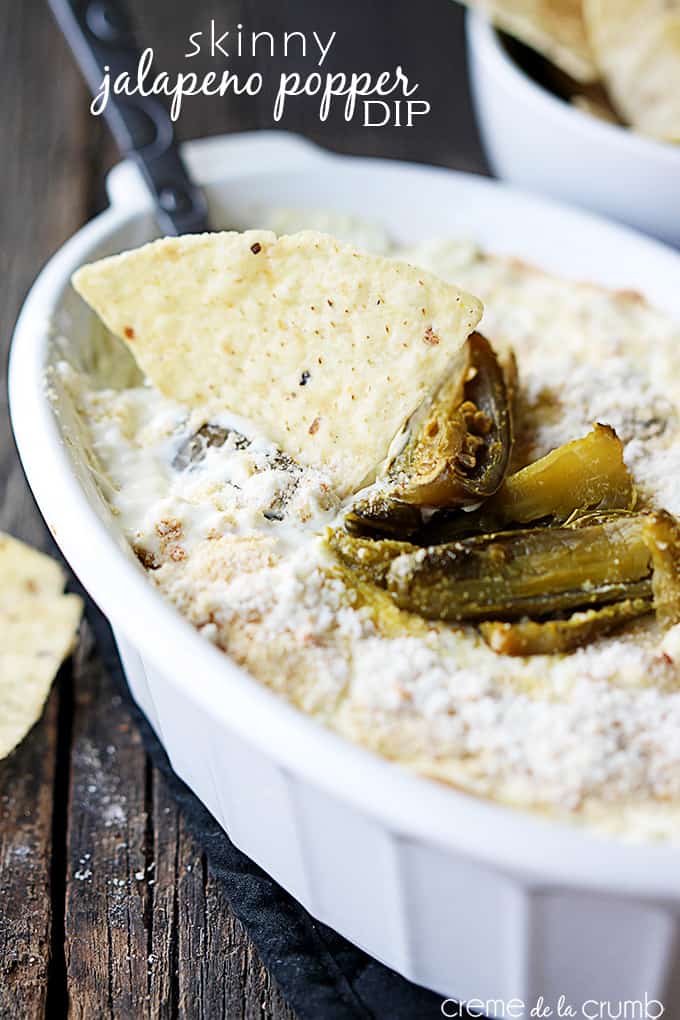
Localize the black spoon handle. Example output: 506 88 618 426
48 0 211 235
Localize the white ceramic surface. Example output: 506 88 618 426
9 131 680 1015
466 12 680 249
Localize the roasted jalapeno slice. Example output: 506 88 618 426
479 598 653 656
344 493 424 539
328 509 680 651
326 530 415 588
418 425 636 544
643 510 680 627
387 332 513 508
328 517 654 622
386 516 653 622
173 423 248 470
487 424 635 525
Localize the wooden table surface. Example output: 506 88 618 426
0 2 486 1016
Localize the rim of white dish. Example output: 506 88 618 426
467 11 680 165
9 145 680 902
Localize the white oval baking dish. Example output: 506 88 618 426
10 131 680 1013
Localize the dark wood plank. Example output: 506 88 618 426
64 625 296 1019
0 2 90 548
0 691 58 1019
64 626 151 1019
152 773 296 1020
0 2 89 1017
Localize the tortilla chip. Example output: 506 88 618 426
464 0 598 82
0 531 65 601
0 534 83 759
583 0 680 141
72 230 483 497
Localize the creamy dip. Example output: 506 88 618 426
56 215 680 844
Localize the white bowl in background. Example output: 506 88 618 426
10 131 680 1011
466 11 680 248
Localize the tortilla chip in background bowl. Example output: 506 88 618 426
458 0 598 81
583 0 680 142
0 533 83 759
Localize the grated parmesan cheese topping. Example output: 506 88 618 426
61 223 680 843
